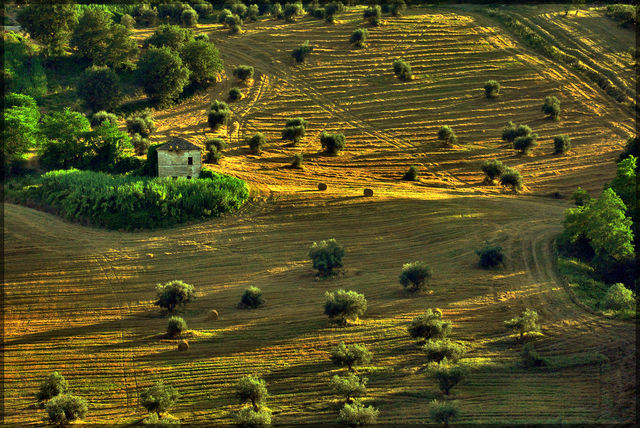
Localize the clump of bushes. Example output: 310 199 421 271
429 399 459 425
399 261 432 293
601 283 635 311
229 87 243 101
37 372 69 404
476 241 504 269
350 28 368 48
208 100 231 130
501 121 532 144
6 170 249 230
324 290 367 326
364 5 382 26
309 239 344 276
437 125 457 147
248 133 267 154
167 316 187 337
284 2 305 22
542 95 561 120
233 64 254 82
320 131 346 155
126 109 156 138
553 134 571 154
484 80 500 98
521 342 548 367
155 280 195 312
90 111 118 128
45 394 88 426
500 167 523 192
392 59 412 81
141 381 179 418
513 133 538 155
403 165 419 181
240 286 264 309
282 117 307 145
291 153 304 169
330 373 367 403
338 400 379 426
292 40 313 63
234 375 272 425
422 339 465 364
480 159 505 184
331 342 372 371
504 308 540 340
408 309 451 342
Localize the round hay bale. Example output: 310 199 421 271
318 183 327 191
207 309 219 321
363 188 374 197
177 340 189 351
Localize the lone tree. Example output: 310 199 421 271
513 133 538 155
320 131 346 155
553 134 571 155
324 290 367 326
136 46 190 105
403 165 419 181
166 316 187 337
235 376 268 412
292 40 313 63
45 394 88 426
480 159 505 184
330 373 368 403
437 125 457 147
248 133 267 154
429 399 459 425
291 153 304 169
208 100 231 130
309 239 344 276
363 5 382 26
338 400 379 426
233 65 255 82
141 381 179 418
37 372 69 404
241 286 264 309
331 342 372 371
282 117 307 145
229 87 243 101
504 308 540 340
475 241 504 269
77 66 121 113
422 339 465 364
432 363 467 395
155 280 195 312
484 80 500 98
500 167 523 192
399 261 432 293
350 28 369 48
392 59 412 81
408 309 451 342
542 95 561 120
501 122 531 144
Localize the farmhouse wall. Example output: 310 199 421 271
157 149 202 178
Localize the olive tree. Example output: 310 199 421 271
126 110 156 138
429 399 459 425
233 65 255 82
77 66 120 113
248 133 267 154
37 372 69 404
475 242 504 269
513 133 538 155
284 2 305 22
325 1 345 23
501 121 531 144
484 80 500 98
309 239 344 276
229 87 243 101
331 342 372 371
392 59 412 81
500 167 523 192
350 28 369 48
392 0 407 17
45 394 88 426
320 131 346 155
282 125 306 145
363 5 382 26
235 376 268 412
324 290 367 326
141 381 179 417
330 373 367 403
408 309 451 342
338 400 379 426
553 134 571 155
480 159 505 184
422 339 465 364
431 363 467 395
437 125 457 146
403 165 419 181
292 40 313 63
240 286 264 309
208 100 231 130
155 280 195 312
399 261 432 293
504 308 540 340
542 95 561 120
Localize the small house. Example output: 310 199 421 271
156 137 202 179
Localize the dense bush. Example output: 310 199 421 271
77 66 121 112
37 372 69 403
234 406 272 427
135 6 159 27
167 316 187 337
181 8 198 26
224 13 243 34
422 339 465 364
392 59 412 81
476 242 504 269
605 4 637 28
126 110 156 138
291 153 304 169
180 40 223 86
601 283 635 311
90 111 119 128
392 0 407 17
432 363 467 395
208 100 231 130
330 373 367 402
429 399 459 425
571 187 591 207
3 93 41 166
120 14 135 29
206 138 227 152
408 309 451 342
241 286 264 309
542 95 561 120
132 134 151 156
271 3 284 19
521 342 548 367
284 2 305 21
229 87 243 101
402 165 419 181
144 24 195 51
141 381 179 417
618 135 638 162
513 133 538 155
437 125 457 146
350 28 369 48
324 290 367 326
553 134 571 155
309 239 344 276
156 280 195 312
480 159 504 184
248 133 267 154
247 4 260 21
364 5 382 26
282 117 307 145
325 1 345 22
45 394 88 425
504 308 539 340
500 167 523 192
136 46 191 104
16 4 78 56
4 32 48 98
233 65 255 82
338 400 379 426
235 376 268 411
7 170 248 230
292 40 313 63
331 342 372 371
399 261 432 293
204 146 221 164
501 121 531 144
484 80 500 98
320 131 346 155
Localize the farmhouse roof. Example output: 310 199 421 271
156 137 201 152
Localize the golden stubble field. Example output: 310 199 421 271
3 5 636 425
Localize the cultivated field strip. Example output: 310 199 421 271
4 191 634 424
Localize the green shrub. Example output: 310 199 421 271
309 239 344 276
422 339 465 364
428 399 459 424
542 95 561 120
208 100 231 130
504 308 540 340
605 4 637 28
521 342 548 367
141 381 179 417
246 4 260 21
156 280 195 312
320 131 346 155
437 125 457 146
571 187 591 206
229 87 243 101
391 0 407 17
618 135 638 162
126 109 156 138
284 2 305 21
513 133 538 155
181 8 198 26
144 24 195 51
399 261 432 293
291 153 304 169
167 316 187 337
233 65 255 82
132 134 151 156
205 146 222 164
206 138 226 152
324 290 367 326
241 286 264 309
120 14 135 29
135 6 158 27
45 394 88 425
142 413 180 425
402 165 419 181
136 46 191 104
350 28 368 48
248 133 267 154
431 363 467 395
338 400 379 426
392 59 412 81
235 376 268 411
363 5 382 26
480 159 505 183
77 66 121 112
180 39 223 86
90 111 118 128
601 283 635 311
500 167 523 192
325 1 344 22
270 3 284 18
553 134 571 154
234 406 272 427
484 80 500 98
408 309 450 342
501 121 531 143
282 118 307 145
292 40 313 63
331 342 372 371
37 372 69 403
476 242 504 269
330 373 367 402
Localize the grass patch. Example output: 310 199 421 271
545 352 609 370
556 256 608 310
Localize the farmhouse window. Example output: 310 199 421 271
188 157 193 165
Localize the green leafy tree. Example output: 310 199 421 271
320 131 346 155
437 125 457 146
484 80 500 98
235 376 268 412
363 5 382 26
480 159 505 184
241 286 264 309
233 65 255 82
229 87 243 101
571 187 591 206
4 32 48 97
136 47 191 104
403 165 419 181
282 117 307 145
126 110 156 138
431 363 467 395
499 167 523 192
553 134 571 154
141 381 179 417
392 59 412 81
181 8 198 27
3 94 41 166
208 100 231 130
45 394 88 426
324 290 367 326
408 309 451 342
248 133 267 154
291 153 304 169
429 399 459 425
309 239 344 276
90 111 118 128
284 2 305 21
167 316 187 337
144 24 195 51
504 308 540 340
292 40 313 63
77 66 120 112
331 342 372 371
608 156 636 224
501 122 531 144
17 4 78 55
513 133 538 155
601 283 635 311
180 40 223 87
38 108 92 171
521 342 548 367
83 121 134 172
422 339 465 364
476 242 504 269
330 373 367 403
399 261 432 293
120 14 135 29
338 400 379 426
271 3 284 19
325 2 345 23
155 280 195 312
350 28 369 48
618 135 638 162
36 372 69 403
234 406 272 427
542 95 561 120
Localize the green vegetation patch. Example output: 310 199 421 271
6 169 248 230
557 256 609 310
